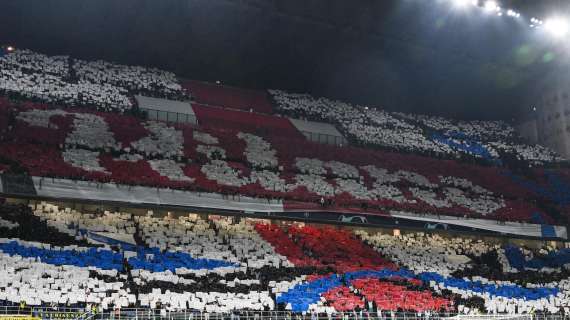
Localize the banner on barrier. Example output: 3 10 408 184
32 312 83 319
0 316 41 320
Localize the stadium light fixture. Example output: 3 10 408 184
452 0 470 7
544 17 569 38
440 0 570 34
441 0 562 34
484 1 498 12
506 9 520 18
6 46 14 52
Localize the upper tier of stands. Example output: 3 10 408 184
0 48 565 168
0 49 187 113
0 98 563 224
269 90 564 166
184 80 273 114
0 201 569 314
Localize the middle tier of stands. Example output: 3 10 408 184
183 80 274 114
0 97 568 232
191 103 305 140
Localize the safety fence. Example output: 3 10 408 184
0 307 566 320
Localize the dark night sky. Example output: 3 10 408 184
0 0 568 120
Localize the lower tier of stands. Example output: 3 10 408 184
0 202 569 315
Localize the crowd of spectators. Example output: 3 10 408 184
0 48 564 167
0 48 568 225
1 44 570 319
270 90 564 166
0 201 568 315
183 80 273 114
358 231 570 314
0 48 564 169
0 101 555 223
0 49 187 113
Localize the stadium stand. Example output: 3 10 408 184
191 104 303 140
0 201 568 315
0 49 186 113
0 48 564 167
270 90 563 166
2 47 570 317
183 80 273 114
0 99 557 223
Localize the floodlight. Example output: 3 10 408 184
484 1 497 11
452 0 469 7
506 10 519 18
544 18 569 38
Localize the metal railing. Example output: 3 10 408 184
143 108 198 125
0 307 568 320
